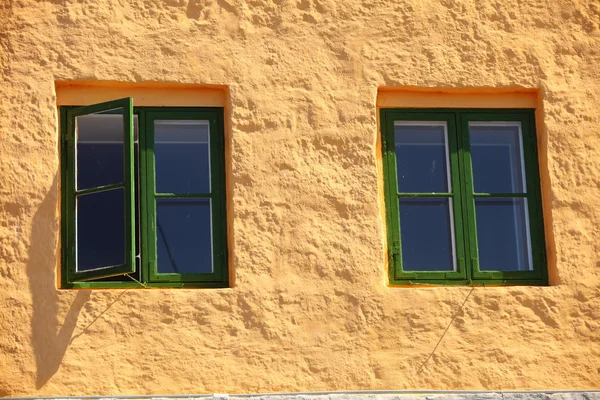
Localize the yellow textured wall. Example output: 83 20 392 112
1 0 600 396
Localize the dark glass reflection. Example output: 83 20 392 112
156 198 213 274
475 198 532 271
155 120 211 194
77 188 125 271
399 197 455 271
76 111 124 190
394 124 449 193
92 116 140 282
470 123 526 193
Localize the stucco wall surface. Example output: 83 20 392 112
1 0 600 397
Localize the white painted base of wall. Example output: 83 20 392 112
15 391 600 400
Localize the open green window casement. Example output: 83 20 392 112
61 98 228 288
381 109 547 286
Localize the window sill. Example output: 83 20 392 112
388 279 548 287
61 281 229 289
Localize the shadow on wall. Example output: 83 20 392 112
26 174 91 389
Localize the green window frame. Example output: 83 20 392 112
60 98 228 288
381 109 547 286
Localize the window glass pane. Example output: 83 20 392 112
76 188 125 271
155 120 211 194
475 198 532 271
399 197 456 271
469 123 526 193
76 110 125 190
156 198 213 274
394 123 450 193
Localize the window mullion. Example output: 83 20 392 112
446 113 467 281
456 112 479 282
145 110 159 281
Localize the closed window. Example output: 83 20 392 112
61 98 228 288
381 109 547 285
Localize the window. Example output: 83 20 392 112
60 98 228 288
381 109 547 285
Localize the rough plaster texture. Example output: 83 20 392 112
1 0 600 397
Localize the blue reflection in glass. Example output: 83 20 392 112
476 198 532 271
155 120 211 194
77 188 125 271
394 124 449 193
399 197 455 271
470 123 526 193
76 112 124 190
156 198 213 274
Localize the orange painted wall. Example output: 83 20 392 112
1 0 600 396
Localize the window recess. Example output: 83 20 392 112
381 109 547 286
61 98 228 288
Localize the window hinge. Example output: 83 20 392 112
389 241 401 263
